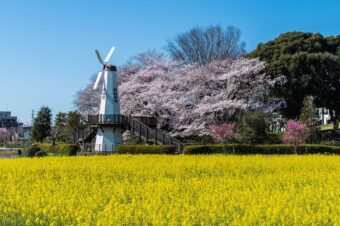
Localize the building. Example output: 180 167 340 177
20 126 32 141
0 111 27 142
0 111 22 128
318 108 331 125
268 107 333 133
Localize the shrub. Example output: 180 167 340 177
34 143 79 156
53 144 79 156
117 145 176 154
236 111 268 144
35 143 54 152
27 145 41 157
35 150 47 157
263 133 282 144
183 144 340 155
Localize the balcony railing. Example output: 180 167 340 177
87 114 127 125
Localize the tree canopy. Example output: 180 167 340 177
166 25 246 64
32 106 52 142
236 111 268 144
248 32 340 124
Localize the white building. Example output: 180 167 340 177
317 108 331 125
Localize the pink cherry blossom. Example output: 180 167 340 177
210 123 236 141
75 54 285 137
282 120 309 146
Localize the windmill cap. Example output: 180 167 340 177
104 64 117 72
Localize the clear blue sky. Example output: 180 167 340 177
0 0 339 124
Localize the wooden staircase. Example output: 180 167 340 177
75 115 185 152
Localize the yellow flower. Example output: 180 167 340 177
0 155 338 225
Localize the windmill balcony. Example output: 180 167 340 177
86 114 157 128
87 114 127 126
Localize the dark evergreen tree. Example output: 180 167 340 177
32 106 52 142
66 111 82 143
248 32 340 128
299 96 319 143
51 112 67 144
236 111 267 144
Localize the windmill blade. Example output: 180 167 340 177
104 46 115 63
93 71 103 89
95 50 104 65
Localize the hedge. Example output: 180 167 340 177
183 144 340 155
37 143 54 152
33 143 79 156
117 145 176 154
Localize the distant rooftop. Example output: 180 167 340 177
0 111 11 118
0 111 21 128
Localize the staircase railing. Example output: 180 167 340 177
75 126 96 143
76 114 186 152
127 116 185 151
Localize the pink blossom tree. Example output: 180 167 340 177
74 51 285 137
282 120 309 154
210 123 236 152
0 128 11 146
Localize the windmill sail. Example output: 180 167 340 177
93 46 116 90
93 71 102 89
104 46 115 63
95 50 104 65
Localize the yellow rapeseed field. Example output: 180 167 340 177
0 155 339 225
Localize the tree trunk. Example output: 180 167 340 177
223 139 227 153
333 118 339 130
330 110 339 130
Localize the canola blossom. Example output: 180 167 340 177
0 155 339 225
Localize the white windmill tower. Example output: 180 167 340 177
92 46 123 152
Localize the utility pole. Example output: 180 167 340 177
31 110 35 126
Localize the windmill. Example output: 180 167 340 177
92 46 123 152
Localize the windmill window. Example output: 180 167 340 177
114 88 118 102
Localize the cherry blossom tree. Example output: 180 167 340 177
210 123 236 152
282 120 309 153
74 51 285 137
0 128 11 146
210 123 236 141
119 58 284 136
73 74 101 115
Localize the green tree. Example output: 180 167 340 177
66 111 82 143
299 96 319 143
236 111 267 144
32 106 52 142
51 112 67 144
248 32 340 127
